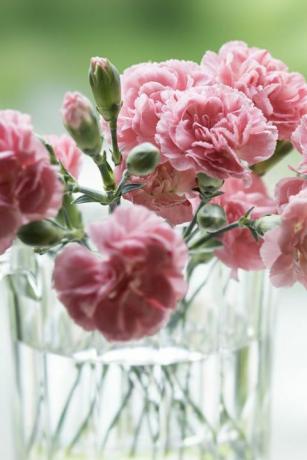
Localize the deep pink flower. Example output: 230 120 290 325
202 41 307 140
214 174 274 272
0 110 64 254
156 85 277 179
61 91 93 130
53 205 188 342
261 186 307 288
112 60 211 154
115 161 198 225
46 134 82 178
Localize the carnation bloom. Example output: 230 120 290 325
115 161 198 225
201 41 307 140
213 174 274 272
53 205 188 341
113 59 211 154
261 185 307 288
46 134 82 178
0 110 64 254
291 115 307 173
156 85 277 179
61 91 93 130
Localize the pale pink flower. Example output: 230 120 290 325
53 205 188 342
115 161 199 225
0 109 32 127
61 91 93 130
291 115 307 173
156 85 277 179
261 187 307 288
46 134 82 178
202 41 307 140
0 110 64 254
214 174 274 272
275 176 307 211
112 60 211 154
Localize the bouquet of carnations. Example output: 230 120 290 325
1 40 307 342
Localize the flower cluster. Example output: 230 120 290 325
2 40 307 343
0 110 64 254
53 205 187 341
201 41 307 140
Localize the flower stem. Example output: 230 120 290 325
51 365 83 453
93 152 116 192
189 221 240 250
251 140 293 176
99 374 134 452
66 365 108 454
110 117 121 165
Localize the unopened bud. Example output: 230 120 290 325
197 204 226 231
197 173 223 193
127 143 160 176
62 91 102 156
255 215 282 235
89 57 121 122
18 221 68 248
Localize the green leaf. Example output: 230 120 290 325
121 183 143 195
74 194 110 205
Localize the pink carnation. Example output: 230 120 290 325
275 176 307 211
0 110 64 254
62 91 93 130
261 185 307 288
201 41 307 140
214 174 274 272
53 205 188 342
113 59 211 154
291 115 307 173
156 85 277 179
46 134 82 178
115 161 198 225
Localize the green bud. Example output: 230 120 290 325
18 221 68 248
127 143 160 176
89 57 121 122
255 215 282 235
197 173 224 193
197 204 227 231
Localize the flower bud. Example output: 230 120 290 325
255 215 282 235
127 143 160 176
17 221 68 248
89 57 121 122
62 91 102 156
197 173 224 193
197 204 227 231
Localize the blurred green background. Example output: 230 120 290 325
1 0 307 132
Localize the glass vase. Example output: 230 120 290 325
4 243 274 460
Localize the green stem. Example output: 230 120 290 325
189 221 240 250
129 401 148 457
27 393 44 455
99 374 134 452
66 366 108 454
110 117 121 165
94 152 116 192
51 365 83 453
251 140 293 176
163 367 215 438
183 201 205 239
